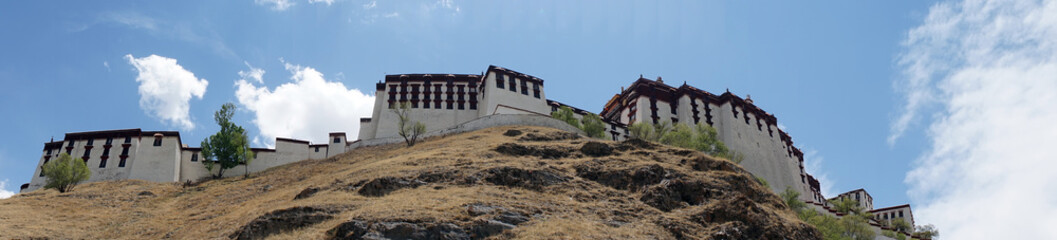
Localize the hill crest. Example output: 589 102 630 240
0 126 820 239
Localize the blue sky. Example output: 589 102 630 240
3 1 1055 238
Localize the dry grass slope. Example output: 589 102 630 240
0 126 820 240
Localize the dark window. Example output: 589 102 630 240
314 147 320 152
899 211 903 218
86 139 94 146
520 79 528 95
423 89 431 109
105 137 113 145
82 148 91 159
46 149 52 155
121 147 129 156
509 77 517 92
124 136 132 144
333 137 341 143
99 158 107 168
67 141 74 148
533 82 540 98
101 147 110 158
191 153 198 162
153 138 162 146
496 74 505 89
410 84 420 108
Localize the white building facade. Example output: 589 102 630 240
22 129 347 193
598 77 816 202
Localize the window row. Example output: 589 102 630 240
387 84 478 110
494 74 541 99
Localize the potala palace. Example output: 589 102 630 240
20 65 915 236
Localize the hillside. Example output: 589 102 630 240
0 126 820 239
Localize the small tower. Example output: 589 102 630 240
327 132 347 158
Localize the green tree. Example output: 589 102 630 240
628 122 654 140
659 123 695 148
579 113 606 139
694 123 730 157
882 230 908 240
831 197 864 215
651 121 672 141
42 153 91 193
201 103 255 179
891 218 913 234
781 186 807 212
629 121 672 142
914 224 939 239
393 102 427 147
551 106 581 129
798 210 846 240
838 213 876 240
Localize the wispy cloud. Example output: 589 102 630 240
363 0 376 10
78 12 237 59
235 60 374 147
238 62 265 84
101 11 157 30
801 148 836 198
308 0 335 6
898 0 1057 239
126 54 209 131
255 0 295 11
103 61 110 72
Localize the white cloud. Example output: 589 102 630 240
362 0 376 9
256 0 295 11
309 0 335 6
235 61 375 147
103 61 110 72
126 54 209 131
0 179 15 199
238 62 265 84
898 0 1057 239
384 12 400 18
801 148 836 198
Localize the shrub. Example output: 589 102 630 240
579 113 606 139
393 102 427 147
914 224 939 239
797 209 875 240
551 106 580 129
756 176 770 189
891 218 912 234
42 153 91 193
659 123 695 148
628 122 654 140
831 197 864 215
781 186 806 212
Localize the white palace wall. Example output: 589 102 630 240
23 129 343 193
601 79 813 202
